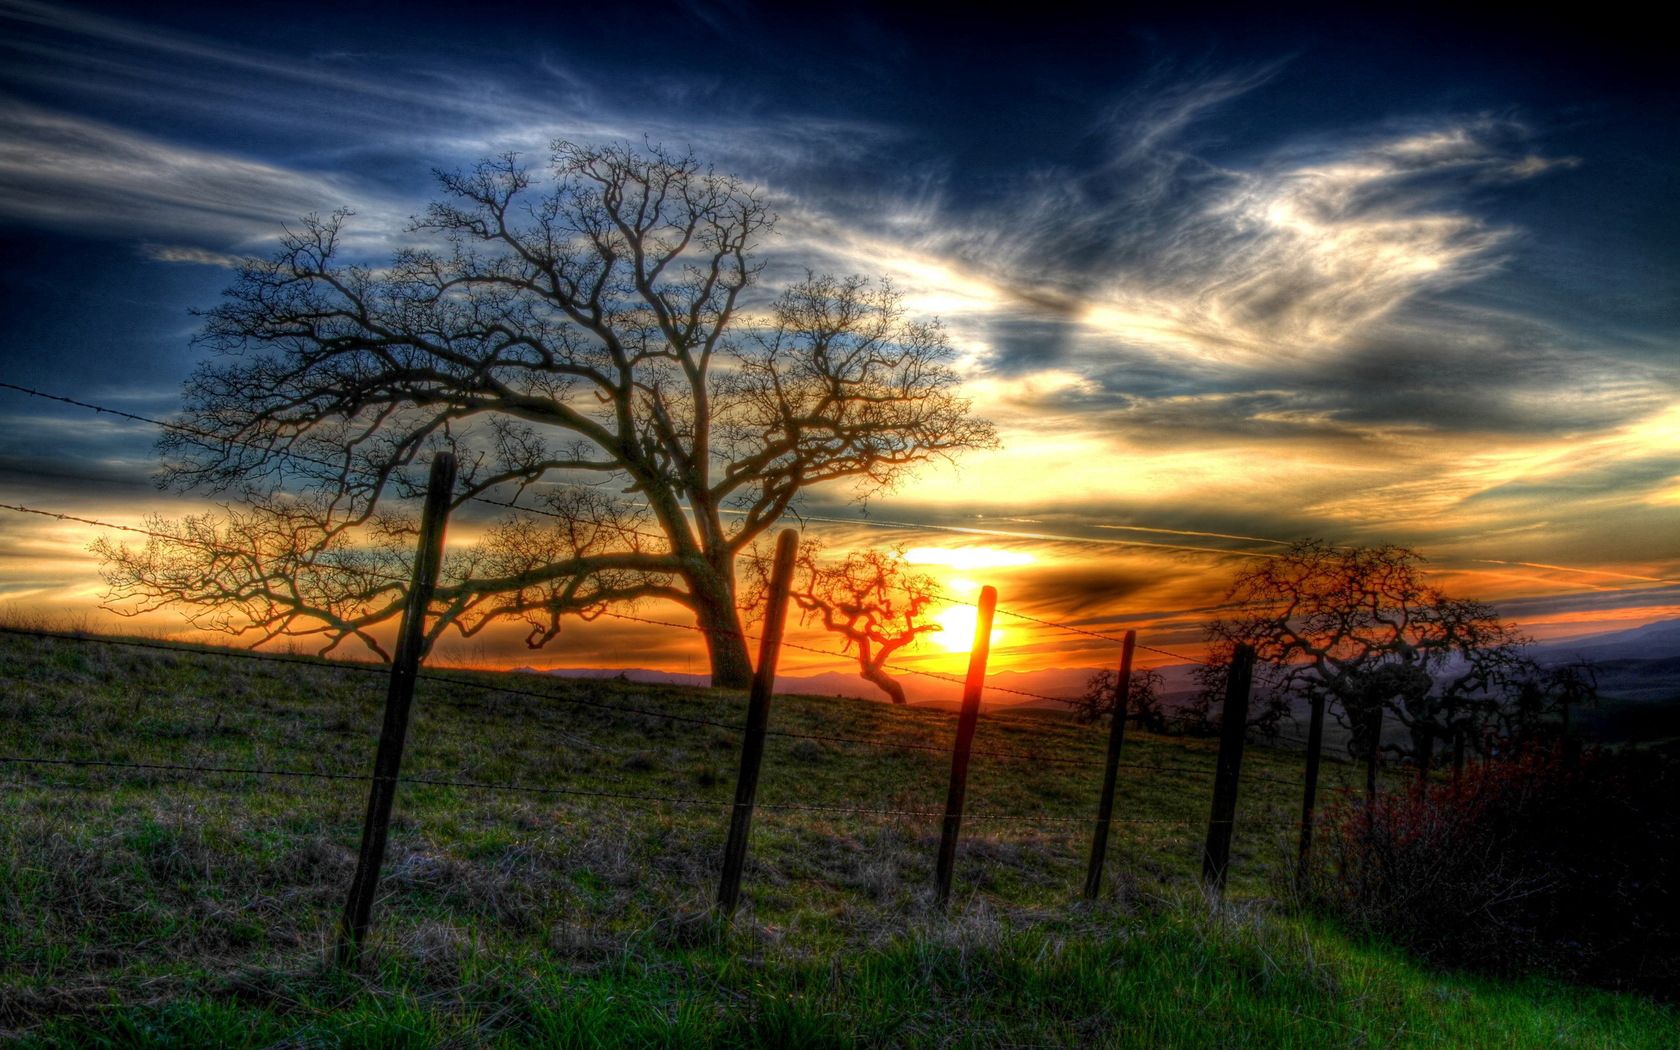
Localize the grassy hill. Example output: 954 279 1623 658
0 629 1673 1047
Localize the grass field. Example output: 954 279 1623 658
1 629 1674 1047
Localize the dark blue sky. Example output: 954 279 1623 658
1 0 1676 647
4 2 1673 373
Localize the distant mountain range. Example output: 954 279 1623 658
1532 618 1680 664
1530 619 1680 704
515 618 1680 710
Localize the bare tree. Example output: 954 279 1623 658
1184 652 1296 738
1202 540 1543 781
96 142 996 686
1062 666 1168 730
748 541 941 704
1496 659 1598 754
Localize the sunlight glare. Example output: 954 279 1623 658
932 605 1004 653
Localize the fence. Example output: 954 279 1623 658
0 386 1372 967
0 624 1326 958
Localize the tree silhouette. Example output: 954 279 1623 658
95 142 995 685
1185 652 1296 738
1063 666 1169 730
1201 540 1559 782
749 542 941 705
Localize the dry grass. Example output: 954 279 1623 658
0 628 1672 1047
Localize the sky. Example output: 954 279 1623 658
0 0 1676 690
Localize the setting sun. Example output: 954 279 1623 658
931 604 1004 653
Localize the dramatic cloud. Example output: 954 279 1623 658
0 2 1674 673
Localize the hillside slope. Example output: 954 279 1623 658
0 630 1672 1047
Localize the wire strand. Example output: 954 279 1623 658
0 753 1287 826
0 382 1213 661
0 623 1243 778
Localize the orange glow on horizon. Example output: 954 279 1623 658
1 497 1674 690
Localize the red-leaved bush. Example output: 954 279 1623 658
1308 746 1678 999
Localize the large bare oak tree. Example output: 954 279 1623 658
97 142 996 686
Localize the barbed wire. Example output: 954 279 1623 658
918 597 1205 664
0 501 403 587
0 380 685 542
0 622 751 734
0 476 1310 792
594 609 1089 708
1 623 1310 793
0 382 257 452
762 722 1217 777
0 753 1311 827
1136 641 1205 662
0 622 394 675
0 382 1213 663
596 609 1304 779
0 498 1084 703
0 623 1206 777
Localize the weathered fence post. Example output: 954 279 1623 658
337 451 456 966
934 585 998 907
1083 629 1136 899
715 527 799 920
1201 642 1254 896
1296 689 1326 887
1364 706 1383 802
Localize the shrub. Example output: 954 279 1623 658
1308 745 1679 999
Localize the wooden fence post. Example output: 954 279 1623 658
1083 629 1136 899
1201 642 1254 896
934 585 997 907
1296 689 1326 888
715 527 799 920
337 451 456 966
1364 706 1383 802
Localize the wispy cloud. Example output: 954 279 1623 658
141 244 246 267
0 101 405 244
963 115 1559 371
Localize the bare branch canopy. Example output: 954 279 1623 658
1199 540 1589 774
99 141 997 686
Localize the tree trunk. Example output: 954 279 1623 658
1364 705 1383 801
860 659 908 705
691 572 753 689
1412 724 1435 782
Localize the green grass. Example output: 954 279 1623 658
1 630 1673 1047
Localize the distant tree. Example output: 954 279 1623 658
748 541 941 704
1063 665 1169 730
1184 652 1296 739
94 141 995 686
1200 541 1571 785
1497 659 1599 753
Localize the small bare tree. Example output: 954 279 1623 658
747 541 941 704
1063 666 1168 730
96 142 995 686
1497 659 1598 753
1184 652 1296 738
